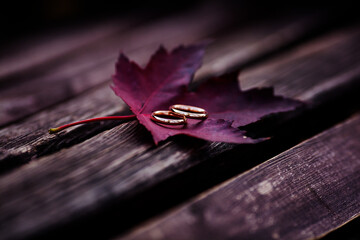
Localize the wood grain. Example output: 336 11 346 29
122 113 360 240
0 24 360 239
0 14 329 171
196 14 325 80
240 25 360 103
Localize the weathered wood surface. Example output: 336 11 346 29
196 14 325 80
0 23 360 239
122 113 360 240
0 5 231 127
0 19 130 79
240 25 360 103
0 14 329 171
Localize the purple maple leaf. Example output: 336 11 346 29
111 44 301 144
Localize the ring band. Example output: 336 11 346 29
151 110 187 125
170 104 208 119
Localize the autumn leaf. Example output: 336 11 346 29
111 44 302 144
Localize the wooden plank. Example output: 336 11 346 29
240 25 360 102
196 14 323 80
0 14 332 170
122 113 360 240
1 24 360 239
0 19 131 79
0 6 231 127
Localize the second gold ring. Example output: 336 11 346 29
170 104 208 119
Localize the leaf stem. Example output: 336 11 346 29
48 115 136 134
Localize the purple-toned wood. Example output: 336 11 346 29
122 114 360 240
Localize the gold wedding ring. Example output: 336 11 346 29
170 104 208 119
151 110 187 125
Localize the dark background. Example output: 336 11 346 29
0 0 358 46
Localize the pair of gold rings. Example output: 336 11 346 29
151 104 208 125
